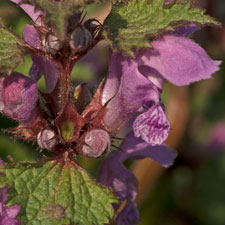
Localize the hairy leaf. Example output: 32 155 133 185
0 25 25 74
0 157 118 225
20 0 103 37
104 0 220 56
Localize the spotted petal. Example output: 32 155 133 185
133 104 170 146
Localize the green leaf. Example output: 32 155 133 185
0 25 25 74
20 0 103 38
104 0 220 56
0 156 118 225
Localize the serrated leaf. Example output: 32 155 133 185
0 157 118 225
0 25 25 74
104 0 220 56
20 0 103 37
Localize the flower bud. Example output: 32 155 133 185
83 19 102 39
37 128 58 150
81 129 111 158
0 73 38 123
42 34 62 55
70 26 93 53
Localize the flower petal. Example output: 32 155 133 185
0 73 38 123
101 50 123 105
31 55 58 93
103 52 161 132
98 150 138 202
98 132 176 224
6 205 20 218
0 185 20 225
139 34 221 86
9 0 43 22
120 132 177 167
133 104 170 146
116 200 140 225
29 63 42 82
24 25 42 50
0 186 9 204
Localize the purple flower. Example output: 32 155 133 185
133 104 170 146
99 25 221 224
98 132 177 224
30 54 58 93
23 25 59 93
102 50 162 139
2 2 222 224
102 32 221 146
0 161 20 225
0 72 38 124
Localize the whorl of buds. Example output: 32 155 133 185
37 128 58 150
80 129 111 158
0 73 38 123
69 26 93 53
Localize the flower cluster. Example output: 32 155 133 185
0 0 221 224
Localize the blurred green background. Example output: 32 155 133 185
0 0 225 225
